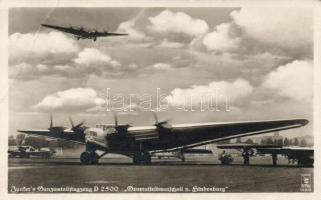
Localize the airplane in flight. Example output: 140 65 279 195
41 24 128 42
217 143 314 167
18 113 309 165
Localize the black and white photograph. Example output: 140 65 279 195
5 3 317 195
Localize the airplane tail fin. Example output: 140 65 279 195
50 115 53 129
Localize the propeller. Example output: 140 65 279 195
69 117 74 128
111 112 130 135
67 117 87 142
69 117 85 132
152 111 158 124
152 112 171 128
112 111 118 127
48 115 67 133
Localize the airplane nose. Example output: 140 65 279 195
300 119 309 126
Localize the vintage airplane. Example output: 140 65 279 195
258 146 314 167
217 143 314 167
18 113 309 165
151 148 213 162
41 24 128 41
8 146 56 159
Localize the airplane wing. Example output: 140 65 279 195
137 119 308 152
183 149 212 154
41 24 84 36
96 32 128 37
216 144 282 149
257 147 314 155
17 129 86 144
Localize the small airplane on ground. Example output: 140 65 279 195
151 148 213 162
18 113 309 165
217 143 314 167
8 146 56 159
41 24 128 41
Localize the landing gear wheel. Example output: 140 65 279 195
91 152 99 164
80 152 91 164
80 151 99 165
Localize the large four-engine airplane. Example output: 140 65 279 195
18 114 309 165
41 24 128 42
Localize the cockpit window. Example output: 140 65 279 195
89 131 97 137
106 128 117 135
95 124 116 131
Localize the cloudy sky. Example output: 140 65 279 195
9 7 314 137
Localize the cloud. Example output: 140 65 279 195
9 32 80 63
117 14 152 42
53 65 72 71
262 60 313 102
157 39 185 49
33 88 106 112
128 63 138 69
116 9 209 45
36 64 49 72
202 23 241 52
10 62 33 77
230 8 312 56
152 63 173 71
148 10 209 37
165 78 253 106
10 47 123 80
190 7 312 59
73 48 120 67
9 62 76 80
10 62 48 80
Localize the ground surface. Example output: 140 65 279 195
8 155 313 193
